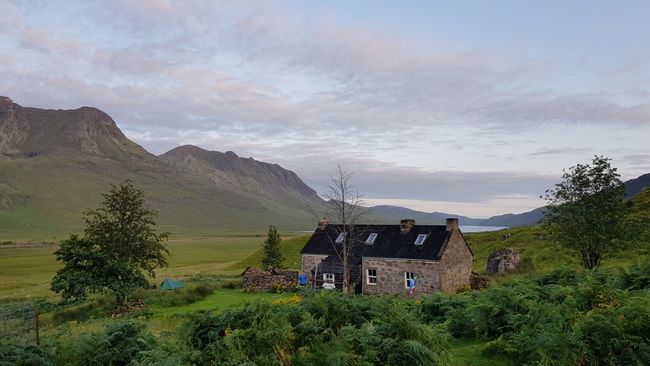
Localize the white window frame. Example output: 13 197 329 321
414 234 428 245
366 269 377 285
365 233 378 245
323 273 335 282
335 232 346 244
404 272 416 288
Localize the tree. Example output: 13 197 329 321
542 156 634 269
261 225 284 271
324 165 367 292
51 180 170 304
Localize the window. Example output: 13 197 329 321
322 273 336 290
367 269 377 285
414 234 428 245
365 233 378 244
335 232 346 243
404 272 416 288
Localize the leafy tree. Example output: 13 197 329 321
261 225 284 271
542 156 634 269
51 180 170 304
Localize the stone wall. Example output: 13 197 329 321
301 254 327 282
361 257 442 295
242 267 298 292
439 230 473 293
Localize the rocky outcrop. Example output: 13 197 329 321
0 96 149 160
486 248 521 274
470 271 490 290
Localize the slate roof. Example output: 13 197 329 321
300 224 452 261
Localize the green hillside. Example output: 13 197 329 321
236 188 650 275
231 235 311 271
0 98 324 240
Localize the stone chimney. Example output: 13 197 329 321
400 219 416 234
446 218 459 231
318 218 330 231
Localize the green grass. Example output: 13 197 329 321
0 244 60 299
229 235 310 271
465 226 580 275
0 236 290 299
148 288 286 317
465 224 650 277
448 339 517 366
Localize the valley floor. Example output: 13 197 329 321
2 227 650 365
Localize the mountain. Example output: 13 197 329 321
625 173 650 198
3 97 648 238
0 97 322 240
159 145 321 206
469 173 650 228
479 207 546 227
0 96 147 161
367 205 485 226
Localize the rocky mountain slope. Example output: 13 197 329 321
0 97 323 240
159 145 321 206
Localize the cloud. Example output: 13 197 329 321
3 0 649 140
527 147 593 156
1 0 649 216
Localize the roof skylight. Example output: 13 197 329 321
414 234 427 245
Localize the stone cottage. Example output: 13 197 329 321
300 218 473 294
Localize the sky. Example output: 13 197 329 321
1 0 650 218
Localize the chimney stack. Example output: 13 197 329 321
446 218 459 231
400 219 416 234
318 218 330 231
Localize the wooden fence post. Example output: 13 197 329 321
35 306 40 347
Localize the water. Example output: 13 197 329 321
460 225 507 233
300 225 508 233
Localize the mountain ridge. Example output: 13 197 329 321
0 97 323 239
1 96 649 238
160 145 322 205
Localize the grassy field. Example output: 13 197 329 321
4 224 649 301
3 222 649 365
0 236 290 300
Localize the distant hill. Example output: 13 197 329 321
470 174 650 228
625 173 650 198
367 205 485 226
0 97 323 240
479 207 546 227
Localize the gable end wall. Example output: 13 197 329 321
439 230 473 292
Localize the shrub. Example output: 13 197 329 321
220 280 242 289
137 283 217 308
53 320 156 366
184 292 451 365
619 263 650 290
51 296 112 323
0 343 52 366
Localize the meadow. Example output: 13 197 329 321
0 236 301 300
2 224 650 365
